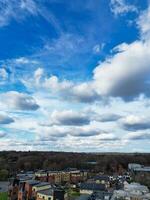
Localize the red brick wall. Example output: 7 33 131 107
25 183 33 200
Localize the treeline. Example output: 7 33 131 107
0 151 150 180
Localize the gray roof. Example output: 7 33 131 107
37 188 53 196
80 183 106 191
34 182 51 187
26 180 40 186
94 175 109 181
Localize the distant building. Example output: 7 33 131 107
37 188 66 200
80 183 106 194
128 163 142 171
32 182 52 199
94 175 110 188
111 182 150 200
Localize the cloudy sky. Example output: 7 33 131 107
0 0 150 152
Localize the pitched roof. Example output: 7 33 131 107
37 188 53 196
34 182 51 187
80 183 106 191
26 180 40 186
94 175 110 181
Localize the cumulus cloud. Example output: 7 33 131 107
0 113 14 124
0 91 39 111
93 41 150 99
50 110 90 126
96 113 121 122
121 115 150 131
23 69 101 103
125 131 150 140
110 0 138 16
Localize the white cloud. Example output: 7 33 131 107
110 0 138 16
34 67 44 85
50 110 90 126
120 115 150 131
124 131 150 140
93 40 150 99
0 68 8 81
0 112 14 124
15 57 38 64
0 0 62 33
137 6 150 40
0 91 39 111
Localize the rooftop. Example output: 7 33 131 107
80 183 106 191
37 188 53 196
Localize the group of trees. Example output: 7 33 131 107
0 151 150 180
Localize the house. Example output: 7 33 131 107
94 175 110 188
37 188 65 200
35 171 48 182
32 182 52 199
48 171 62 184
24 180 40 200
61 171 70 183
111 182 150 200
37 189 53 200
91 191 113 200
80 183 106 194
8 178 20 200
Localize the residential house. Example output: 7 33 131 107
37 188 65 200
32 182 52 199
80 183 106 194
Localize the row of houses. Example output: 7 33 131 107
35 169 88 184
8 173 113 200
9 178 66 200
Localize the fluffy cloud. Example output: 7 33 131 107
125 131 150 140
110 0 138 16
0 91 39 111
30 33 150 102
95 113 121 122
0 113 14 124
50 110 90 126
23 70 100 103
93 41 150 99
121 115 150 131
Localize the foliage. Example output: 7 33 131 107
0 169 8 181
0 151 150 175
0 192 8 200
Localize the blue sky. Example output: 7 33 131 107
0 0 150 152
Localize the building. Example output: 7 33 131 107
111 182 150 200
94 175 110 188
24 180 40 200
37 188 66 200
80 183 106 194
37 189 53 200
32 182 52 199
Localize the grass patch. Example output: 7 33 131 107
0 192 8 200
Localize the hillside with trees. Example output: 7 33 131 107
0 151 150 180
